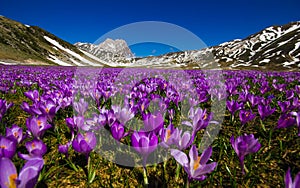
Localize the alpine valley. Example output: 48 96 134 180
0 16 299 70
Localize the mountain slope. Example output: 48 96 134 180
0 16 105 66
213 22 300 69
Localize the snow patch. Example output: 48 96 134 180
48 55 72 66
0 61 17 65
44 36 102 66
289 41 300 55
231 63 251 68
259 59 270 64
69 58 85 66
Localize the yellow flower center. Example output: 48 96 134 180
31 142 36 148
84 134 89 142
141 104 145 111
37 120 42 127
5 173 17 188
193 156 201 170
45 108 49 113
0 145 6 149
166 129 171 142
245 112 250 117
13 132 18 138
203 114 208 120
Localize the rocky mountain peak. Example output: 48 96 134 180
97 38 133 57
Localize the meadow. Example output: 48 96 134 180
0 65 299 188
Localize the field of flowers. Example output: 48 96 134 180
0 65 299 188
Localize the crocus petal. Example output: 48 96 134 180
193 162 217 178
170 149 188 167
189 145 198 163
0 157 18 188
200 146 212 165
285 168 292 188
179 131 191 150
182 121 193 127
294 172 300 188
131 132 140 152
19 158 44 188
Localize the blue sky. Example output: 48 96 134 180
1 0 300 56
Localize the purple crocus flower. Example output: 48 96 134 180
138 99 150 113
285 167 300 188
72 132 97 157
226 100 243 114
131 131 158 166
18 139 47 160
174 130 194 150
239 110 256 125
278 101 291 113
277 113 296 129
230 134 261 174
258 104 276 120
106 109 116 126
39 98 59 121
112 105 134 125
24 90 40 103
5 124 24 144
291 97 300 109
20 101 34 115
248 94 260 107
184 107 215 135
0 157 44 188
26 116 52 139
290 111 300 136
0 136 17 159
286 90 295 100
159 124 179 148
188 98 199 108
58 142 71 158
170 145 217 181
238 92 249 103
73 98 88 116
260 97 273 106
66 116 92 137
110 122 128 141
142 112 164 133
198 90 208 103
226 82 238 96
0 99 13 121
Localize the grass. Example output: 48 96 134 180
0 66 299 187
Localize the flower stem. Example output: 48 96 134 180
143 167 149 186
185 176 190 188
260 119 266 132
163 160 167 181
87 155 96 184
268 129 273 148
175 163 181 181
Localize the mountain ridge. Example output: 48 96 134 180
0 16 299 70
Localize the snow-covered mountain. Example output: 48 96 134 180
124 22 300 70
0 15 299 70
212 21 300 70
74 39 133 63
74 21 300 70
